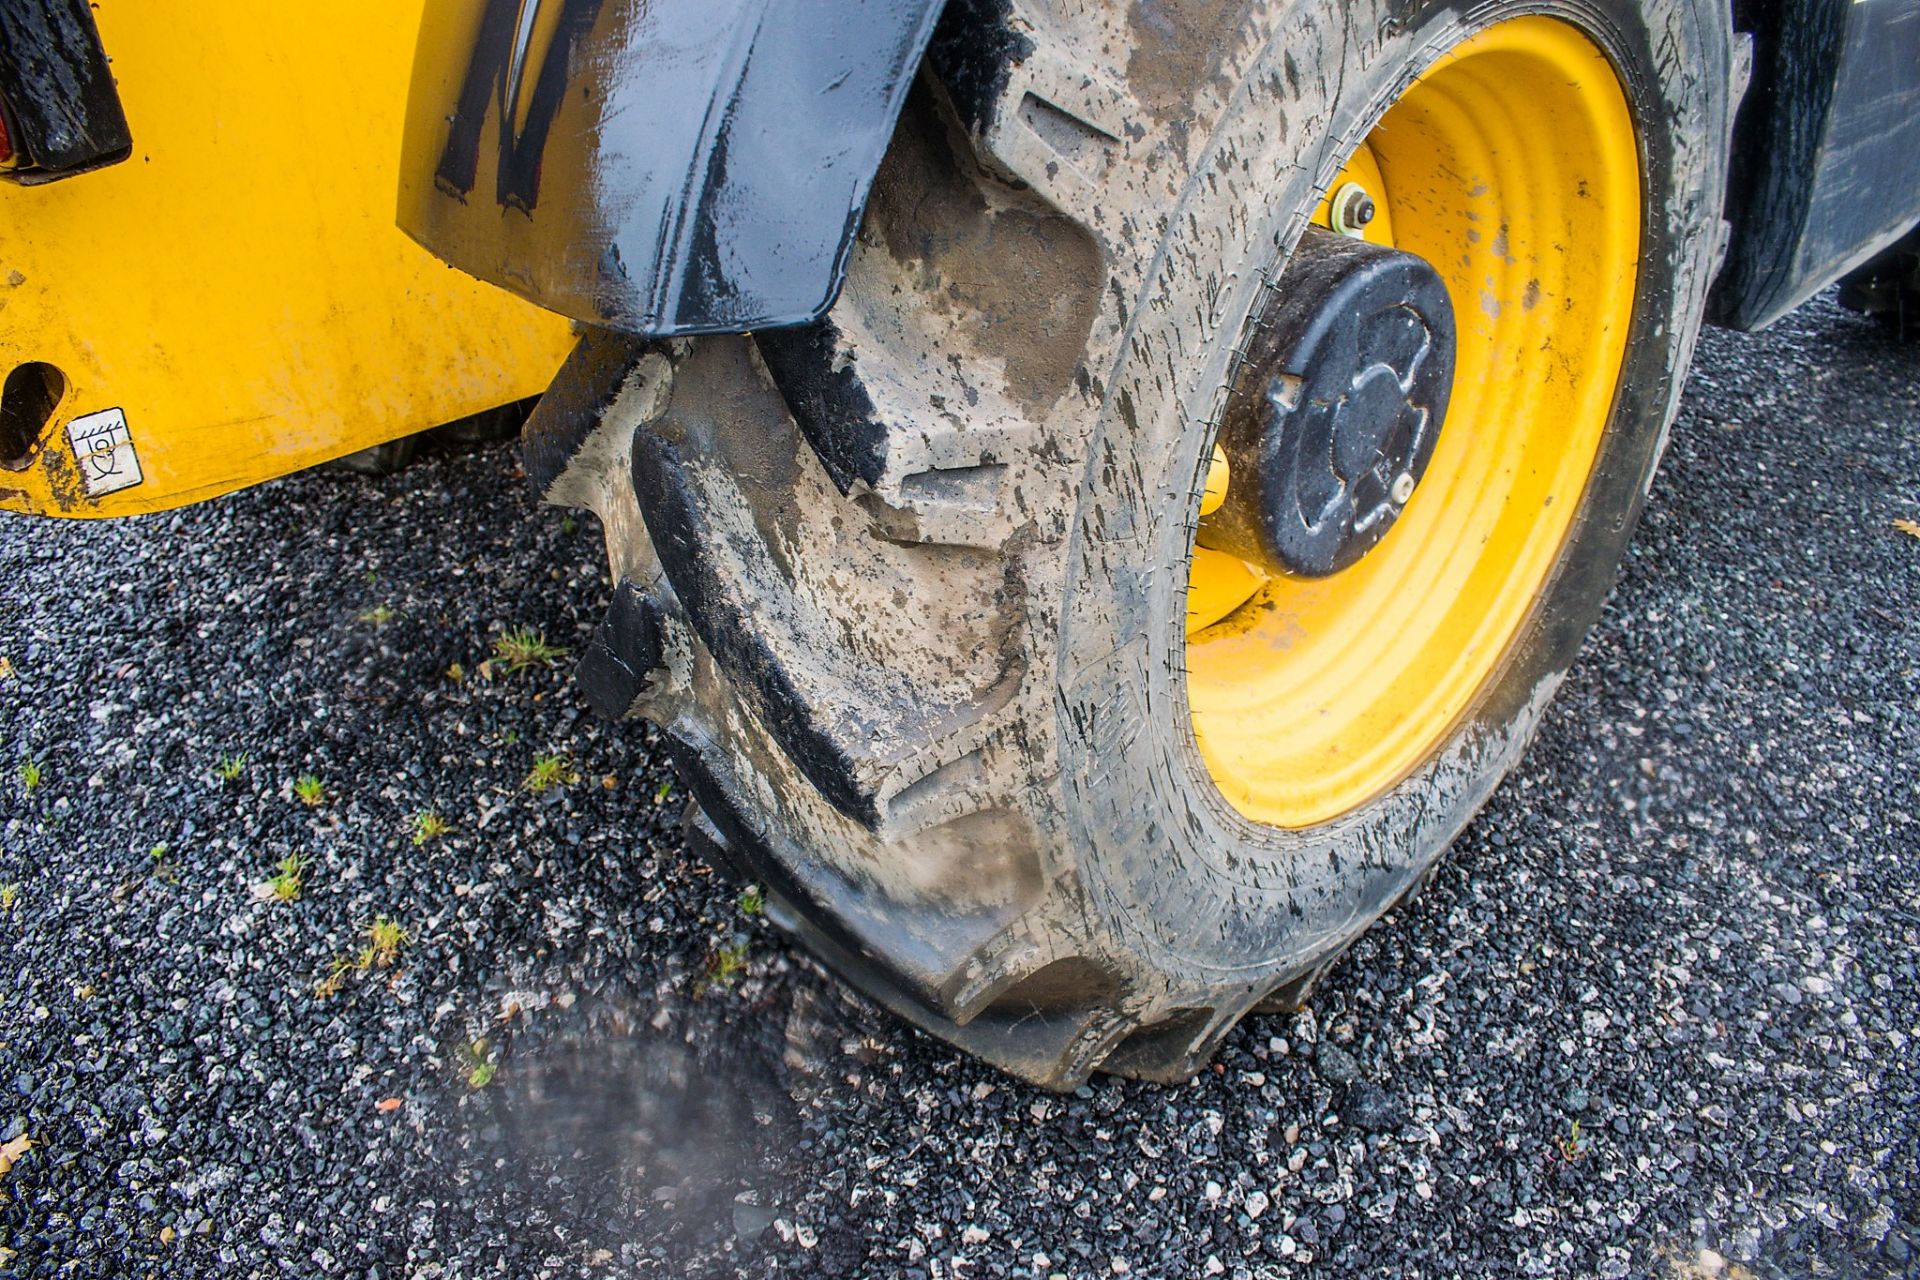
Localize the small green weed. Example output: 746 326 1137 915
738 886 764 917
652 779 673 805
524 753 579 794
214 753 248 783
560 513 578 536
315 916 410 998
1556 1119 1591 1164
365 916 408 967
0 883 18 912
410 811 451 846
19 757 42 792
493 627 568 675
460 1037 498 1089
292 774 326 807
265 853 305 903
359 603 396 626
146 843 177 885
313 958 351 999
697 941 750 997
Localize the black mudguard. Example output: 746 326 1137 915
397 0 945 337
1713 0 1920 330
0 0 132 183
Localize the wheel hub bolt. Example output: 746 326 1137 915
1331 182 1377 238
1390 471 1416 505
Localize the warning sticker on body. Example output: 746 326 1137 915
65 407 144 498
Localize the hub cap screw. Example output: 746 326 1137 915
1332 182 1377 238
1390 471 1416 505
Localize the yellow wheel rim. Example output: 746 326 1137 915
1186 16 1641 828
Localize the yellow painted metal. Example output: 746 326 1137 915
0 2 575 519
1312 142 1397 250
1186 546 1267 635
1186 446 1255 634
1198 444 1231 518
1186 16 1641 828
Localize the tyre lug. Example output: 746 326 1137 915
575 577 668 720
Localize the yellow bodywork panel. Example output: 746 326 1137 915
0 3 575 519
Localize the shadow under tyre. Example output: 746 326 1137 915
567 0 1739 1087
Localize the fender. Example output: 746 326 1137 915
1713 0 1920 330
398 0 947 337
0 0 133 183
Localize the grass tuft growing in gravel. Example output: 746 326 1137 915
263 853 305 904
365 916 407 967
1557 1120 1593 1164
410 811 450 846
291 774 325 807
312 962 350 1000
524 753 579 793
18 755 42 792
696 941 750 997
213 752 248 783
314 916 410 998
492 626 568 675
146 844 176 885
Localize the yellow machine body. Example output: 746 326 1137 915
0 2 574 519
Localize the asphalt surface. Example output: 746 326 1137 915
1 292 1916 1280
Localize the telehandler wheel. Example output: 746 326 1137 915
554 0 1738 1088
1839 226 1920 341
332 435 420 477
331 400 533 476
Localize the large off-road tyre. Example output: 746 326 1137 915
536 0 1739 1088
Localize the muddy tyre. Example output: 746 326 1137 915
542 0 1739 1087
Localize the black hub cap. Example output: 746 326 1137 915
1201 226 1457 578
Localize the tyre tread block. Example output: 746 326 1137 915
634 425 884 826
521 329 663 499
755 321 888 495
665 734 1016 1004
575 579 667 720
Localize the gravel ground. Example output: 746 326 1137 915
1 292 1917 1280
